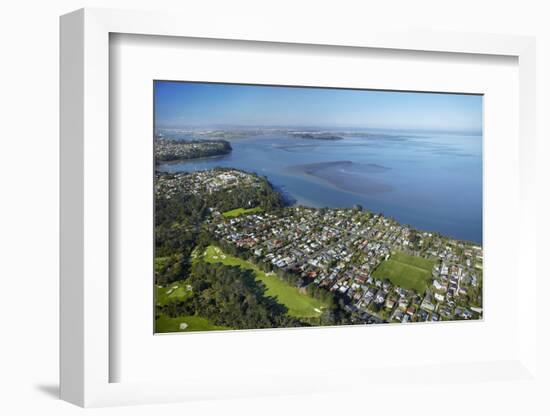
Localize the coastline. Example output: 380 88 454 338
156 153 230 169
275 168 482 246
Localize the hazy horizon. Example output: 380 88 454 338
155 124 483 135
154 81 483 134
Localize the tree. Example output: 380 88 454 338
163 261 306 330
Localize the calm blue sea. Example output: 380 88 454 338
157 130 482 244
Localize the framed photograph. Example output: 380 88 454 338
153 81 484 334
60 8 539 408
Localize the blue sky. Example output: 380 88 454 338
154 81 482 133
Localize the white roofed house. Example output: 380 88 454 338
433 279 446 291
420 299 436 312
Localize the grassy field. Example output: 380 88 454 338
155 314 230 333
155 282 230 333
155 281 192 306
222 207 263 218
372 251 436 294
390 251 435 271
203 245 328 318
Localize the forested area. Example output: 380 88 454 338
154 170 284 285
209 238 351 327
159 262 306 330
155 139 232 162
154 168 351 330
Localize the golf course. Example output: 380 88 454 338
203 245 328 318
155 280 231 333
155 281 192 306
155 314 230 333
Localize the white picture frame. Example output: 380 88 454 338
60 7 539 408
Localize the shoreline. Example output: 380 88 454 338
156 163 482 246
156 153 230 168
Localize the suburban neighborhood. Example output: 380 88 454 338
155 168 483 329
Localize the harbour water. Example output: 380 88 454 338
157 130 482 244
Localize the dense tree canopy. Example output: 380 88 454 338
155 169 284 284
161 262 306 329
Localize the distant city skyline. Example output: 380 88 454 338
154 81 483 133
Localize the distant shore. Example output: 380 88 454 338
156 153 229 170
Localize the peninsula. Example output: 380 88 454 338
154 138 232 162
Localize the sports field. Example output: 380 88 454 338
372 251 436 294
222 207 263 218
203 245 328 318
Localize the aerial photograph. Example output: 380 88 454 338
154 81 483 333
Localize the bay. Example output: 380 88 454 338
157 130 482 244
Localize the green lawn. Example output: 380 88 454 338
391 251 435 270
222 207 263 218
155 314 230 333
203 245 328 318
155 257 235 333
155 281 192 306
372 251 436 294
